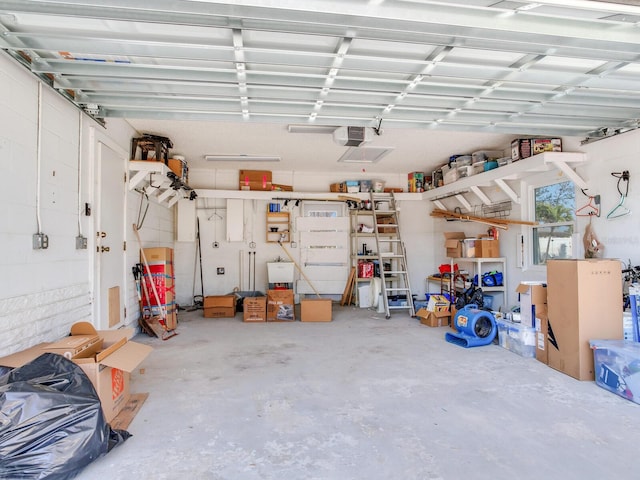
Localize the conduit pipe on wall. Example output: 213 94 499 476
76 111 83 238
35 82 43 235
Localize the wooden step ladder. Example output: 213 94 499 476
370 192 415 318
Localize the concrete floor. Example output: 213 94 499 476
78 305 640 480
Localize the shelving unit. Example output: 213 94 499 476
128 160 195 208
452 257 507 310
424 151 588 210
266 212 290 243
349 207 406 310
350 210 379 307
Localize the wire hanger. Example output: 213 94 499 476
606 170 631 219
576 189 600 217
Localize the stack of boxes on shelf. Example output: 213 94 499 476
329 179 391 193
141 247 177 331
238 170 292 191
443 231 500 258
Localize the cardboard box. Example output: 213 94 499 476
377 216 396 234
271 183 293 192
590 339 640 405
516 282 547 329
444 232 465 258
301 298 333 322
536 313 549 364
330 182 347 193
168 158 188 183
140 248 177 331
426 294 450 312
239 169 273 191
143 247 174 265
511 138 562 161
417 308 451 327
267 289 295 321
204 295 237 318
547 259 623 381
408 172 424 193
43 333 103 359
243 296 267 322
475 238 500 258
0 322 152 423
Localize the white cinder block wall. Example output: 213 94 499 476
0 53 172 356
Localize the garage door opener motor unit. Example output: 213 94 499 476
445 304 497 348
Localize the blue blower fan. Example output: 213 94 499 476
445 304 497 348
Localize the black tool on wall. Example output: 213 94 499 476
192 217 205 308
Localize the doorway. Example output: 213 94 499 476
94 137 127 329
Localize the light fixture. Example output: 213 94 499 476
337 146 394 164
204 154 281 162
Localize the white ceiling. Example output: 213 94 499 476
1 0 640 173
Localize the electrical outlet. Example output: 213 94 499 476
217 267 225 275
291 241 297 248
75 235 88 249
213 241 219 248
33 233 49 249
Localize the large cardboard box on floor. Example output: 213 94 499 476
547 259 623 381
301 298 332 322
0 322 152 423
204 295 236 318
243 296 267 322
267 289 295 321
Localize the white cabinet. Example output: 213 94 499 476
297 216 350 295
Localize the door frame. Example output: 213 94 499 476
89 126 129 329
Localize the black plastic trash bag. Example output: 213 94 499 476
0 353 131 480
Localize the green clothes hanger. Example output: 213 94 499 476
606 170 631 219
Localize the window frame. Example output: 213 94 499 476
525 177 577 270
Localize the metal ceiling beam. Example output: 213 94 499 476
2 0 640 62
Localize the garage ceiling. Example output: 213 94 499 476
1 1 640 172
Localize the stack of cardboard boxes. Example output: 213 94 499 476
417 294 454 327
444 231 500 258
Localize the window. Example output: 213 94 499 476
532 181 575 265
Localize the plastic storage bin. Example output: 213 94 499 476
590 339 640 404
496 317 536 357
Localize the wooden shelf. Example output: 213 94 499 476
266 211 290 243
